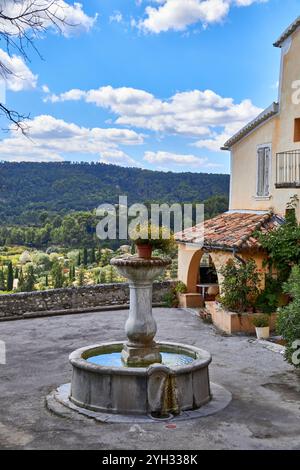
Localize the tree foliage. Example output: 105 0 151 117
6 260 13 290
220 259 260 313
277 266 300 368
18 264 35 291
258 209 300 281
0 162 229 224
51 260 64 289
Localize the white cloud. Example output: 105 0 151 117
109 11 123 24
144 150 222 168
0 115 143 165
45 88 86 103
42 84 50 93
0 49 38 91
137 0 268 33
0 1 97 38
99 149 138 166
46 85 262 150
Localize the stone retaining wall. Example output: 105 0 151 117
0 282 174 320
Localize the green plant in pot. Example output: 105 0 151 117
163 281 187 308
131 222 175 259
252 314 270 339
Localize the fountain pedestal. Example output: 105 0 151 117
111 257 171 366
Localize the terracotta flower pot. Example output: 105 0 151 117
136 244 153 259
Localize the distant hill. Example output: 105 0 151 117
0 162 229 224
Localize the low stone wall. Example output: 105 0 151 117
0 281 174 320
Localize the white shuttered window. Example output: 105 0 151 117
257 146 271 197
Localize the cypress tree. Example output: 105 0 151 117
45 274 49 287
0 269 5 291
83 248 88 267
24 265 36 292
69 265 75 282
7 261 14 291
99 269 106 284
106 265 113 283
18 268 24 291
90 247 96 264
14 267 19 279
77 252 81 266
78 268 85 286
51 261 64 289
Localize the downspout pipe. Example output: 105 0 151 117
203 245 245 264
233 247 246 265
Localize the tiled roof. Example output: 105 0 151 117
222 102 279 150
175 212 285 251
274 16 300 48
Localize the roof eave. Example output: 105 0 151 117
273 16 300 48
221 102 279 151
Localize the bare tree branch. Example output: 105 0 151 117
0 0 75 129
0 101 29 132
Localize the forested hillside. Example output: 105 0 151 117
0 162 229 224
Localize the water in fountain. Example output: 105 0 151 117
87 351 195 368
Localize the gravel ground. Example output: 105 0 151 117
0 307 299 450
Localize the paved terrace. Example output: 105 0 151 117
0 308 299 450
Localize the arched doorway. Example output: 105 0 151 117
200 253 218 284
198 253 219 300
177 245 221 308
184 249 219 299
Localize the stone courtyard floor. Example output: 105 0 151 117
0 307 300 450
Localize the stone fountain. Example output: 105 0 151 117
65 255 214 417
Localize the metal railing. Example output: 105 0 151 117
276 150 300 187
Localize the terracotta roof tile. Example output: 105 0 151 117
175 212 285 251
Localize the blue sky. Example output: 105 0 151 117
0 0 300 173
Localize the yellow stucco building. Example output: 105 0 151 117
176 17 300 307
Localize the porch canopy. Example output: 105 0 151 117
175 211 284 297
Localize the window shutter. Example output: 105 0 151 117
257 146 271 197
264 147 270 196
257 148 264 197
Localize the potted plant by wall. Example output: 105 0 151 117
131 223 174 259
175 281 188 305
252 314 270 339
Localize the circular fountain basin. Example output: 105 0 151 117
69 341 212 416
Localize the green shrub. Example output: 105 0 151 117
163 281 187 308
163 291 179 308
219 259 260 313
252 314 270 328
277 265 300 368
255 275 282 313
258 199 300 281
174 281 187 294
